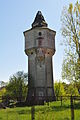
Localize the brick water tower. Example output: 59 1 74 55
23 11 56 105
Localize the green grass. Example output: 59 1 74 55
0 100 80 120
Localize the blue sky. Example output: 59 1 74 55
0 0 76 82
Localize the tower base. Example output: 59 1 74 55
25 87 56 106
25 96 56 106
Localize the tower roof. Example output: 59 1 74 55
32 11 48 28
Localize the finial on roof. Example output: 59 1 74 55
32 11 48 28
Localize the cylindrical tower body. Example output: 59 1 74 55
23 11 56 105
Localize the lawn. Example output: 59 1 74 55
0 100 80 120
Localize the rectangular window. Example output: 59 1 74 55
38 40 42 46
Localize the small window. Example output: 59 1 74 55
40 65 42 67
39 32 42 36
31 52 33 55
38 40 42 46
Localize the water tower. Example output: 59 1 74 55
23 11 56 105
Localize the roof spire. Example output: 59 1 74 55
32 11 48 28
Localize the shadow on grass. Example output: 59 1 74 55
51 105 70 111
17 109 31 114
6 108 31 115
35 104 70 114
8 105 69 116
74 102 80 109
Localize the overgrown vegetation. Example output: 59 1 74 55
0 100 80 120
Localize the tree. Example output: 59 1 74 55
61 1 80 83
54 81 65 99
5 71 28 102
66 83 79 96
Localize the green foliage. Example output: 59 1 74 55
61 1 80 83
5 71 28 102
54 81 79 96
54 81 66 97
0 87 6 102
0 87 6 96
65 84 79 96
